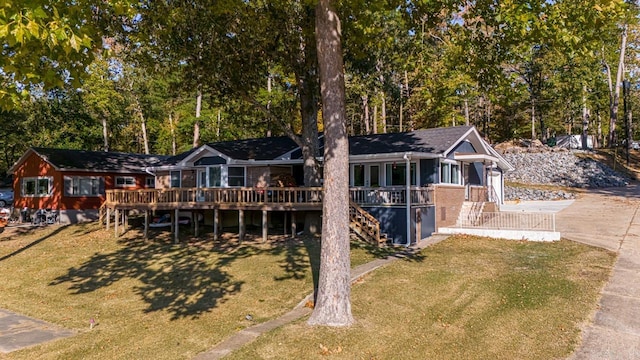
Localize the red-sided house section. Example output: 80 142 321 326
12 151 148 211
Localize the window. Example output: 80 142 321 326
352 165 365 186
208 166 221 187
228 167 245 187
115 176 136 188
170 171 181 188
145 177 156 188
64 176 103 196
22 177 52 197
440 162 460 184
385 163 416 186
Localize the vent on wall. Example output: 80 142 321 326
440 207 446 221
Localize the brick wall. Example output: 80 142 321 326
433 185 465 229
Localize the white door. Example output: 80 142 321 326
489 171 503 204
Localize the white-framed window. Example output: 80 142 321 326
385 163 416 186
170 171 181 188
208 166 222 187
22 177 53 197
64 176 103 197
228 167 245 187
352 164 365 186
115 176 136 188
440 161 461 184
145 177 156 188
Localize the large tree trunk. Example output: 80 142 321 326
133 98 150 154
608 25 628 147
362 94 370 134
307 0 353 327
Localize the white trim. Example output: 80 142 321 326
178 145 232 167
21 176 53 197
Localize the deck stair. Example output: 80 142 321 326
349 201 387 246
457 201 485 227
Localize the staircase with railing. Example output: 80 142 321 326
349 201 387 246
456 201 485 227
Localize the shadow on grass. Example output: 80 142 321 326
0 225 69 262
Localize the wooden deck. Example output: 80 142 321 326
105 186 434 211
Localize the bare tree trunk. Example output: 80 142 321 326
193 86 202 148
608 25 628 147
216 109 221 139
582 85 590 150
169 112 177 155
308 0 353 327
531 99 536 140
597 111 602 149
373 105 378 134
381 92 387 133
464 98 470 126
132 96 150 154
102 117 109 152
267 74 272 137
362 94 370 134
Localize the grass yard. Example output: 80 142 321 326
0 225 615 359
230 235 616 360
0 223 383 359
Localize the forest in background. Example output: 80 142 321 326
2 0 639 179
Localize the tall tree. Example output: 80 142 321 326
308 0 353 327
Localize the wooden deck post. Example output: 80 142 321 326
213 209 219 241
106 207 110 230
143 210 149 239
174 208 179 243
262 210 268 242
238 209 245 241
194 211 200 237
124 210 128 233
291 212 296 238
284 212 288 236
114 209 119 237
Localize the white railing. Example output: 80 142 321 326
457 212 556 231
349 186 433 206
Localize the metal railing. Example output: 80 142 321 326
456 212 556 231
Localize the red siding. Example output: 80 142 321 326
12 151 148 211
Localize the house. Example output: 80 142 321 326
10 126 512 245
9 148 167 223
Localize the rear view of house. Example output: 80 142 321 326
10 126 512 245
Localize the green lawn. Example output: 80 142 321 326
230 235 616 360
0 225 615 359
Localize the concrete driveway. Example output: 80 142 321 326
555 185 640 359
0 309 74 353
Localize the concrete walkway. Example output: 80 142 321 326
193 234 449 360
0 309 74 354
556 185 640 359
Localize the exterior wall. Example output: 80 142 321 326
433 185 465 229
12 152 147 214
363 206 407 245
449 141 477 157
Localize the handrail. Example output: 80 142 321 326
105 186 434 207
349 201 382 246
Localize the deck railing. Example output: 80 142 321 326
348 186 433 206
105 186 434 208
457 212 556 231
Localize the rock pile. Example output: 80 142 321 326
496 142 629 201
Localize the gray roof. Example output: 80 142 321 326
207 136 299 160
32 148 169 173
349 126 473 155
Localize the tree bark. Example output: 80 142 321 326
362 94 370 134
307 0 353 327
582 85 590 150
